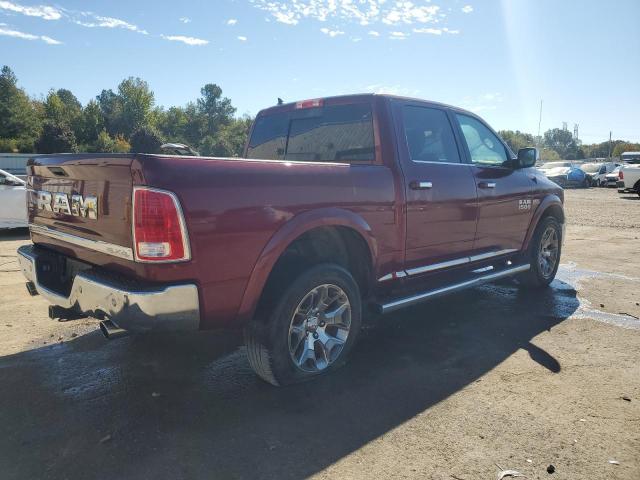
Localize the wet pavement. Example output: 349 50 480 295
1 278 581 480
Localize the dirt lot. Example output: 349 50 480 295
0 188 638 480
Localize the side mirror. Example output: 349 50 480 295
516 147 538 169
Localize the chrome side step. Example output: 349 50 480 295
376 263 530 314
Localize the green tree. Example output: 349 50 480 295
81 100 105 144
543 128 582 159
117 77 155 137
96 88 122 135
539 148 561 162
0 66 42 148
197 84 235 136
612 142 640 157
36 122 78 153
498 130 535 153
130 125 164 153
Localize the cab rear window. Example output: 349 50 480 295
246 103 375 163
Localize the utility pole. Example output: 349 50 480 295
537 99 543 145
608 131 612 159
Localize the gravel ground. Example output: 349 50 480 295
0 187 638 480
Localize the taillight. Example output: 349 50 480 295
295 98 323 109
619 170 624 179
132 187 190 262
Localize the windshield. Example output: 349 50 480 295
580 163 602 173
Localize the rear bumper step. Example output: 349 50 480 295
375 263 530 314
17 244 200 333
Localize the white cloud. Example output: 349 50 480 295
0 0 61 20
227 18 237 25
389 31 408 40
368 30 380 37
413 26 460 35
320 27 344 37
74 14 148 34
237 35 247 41
179 17 191 23
413 27 442 35
251 0 450 35
161 34 208 45
0 25 61 43
462 5 474 14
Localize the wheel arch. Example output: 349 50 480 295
522 195 565 251
237 208 378 324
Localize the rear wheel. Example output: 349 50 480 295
245 264 361 386
519 216 562 288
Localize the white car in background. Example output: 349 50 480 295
604 165 623 187
580 162 619 187
0 168 28 229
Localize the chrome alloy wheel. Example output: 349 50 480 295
288 284 352 372
538 225 559 278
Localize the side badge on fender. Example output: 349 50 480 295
518 199 532 211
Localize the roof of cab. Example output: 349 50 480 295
256 93 475 117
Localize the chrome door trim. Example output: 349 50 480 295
405 256 470 276
468 248 518 262
29 223 134 261
381 248 520 281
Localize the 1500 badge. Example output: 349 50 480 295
518 199 532 211
35 191 98 219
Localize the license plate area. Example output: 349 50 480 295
35 249 91 297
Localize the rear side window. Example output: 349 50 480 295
456 114 509 166
247 104 375 163
402 106 461 163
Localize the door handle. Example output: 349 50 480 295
478 182 496 189
410 181 433 190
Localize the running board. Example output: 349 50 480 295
375 263 530 314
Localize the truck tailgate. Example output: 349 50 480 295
27 154 135 260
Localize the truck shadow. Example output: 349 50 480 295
0 278 578 480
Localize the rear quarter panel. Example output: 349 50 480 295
133 155 399 328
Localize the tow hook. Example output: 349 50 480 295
48 305 87 321
25 281 38 296
99 319 129 340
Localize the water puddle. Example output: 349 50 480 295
556 262 640 330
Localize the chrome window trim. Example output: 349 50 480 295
411 160 467 166
131 186 192 264
29 223 134 261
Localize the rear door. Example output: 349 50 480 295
392 101 479 275
452 113 535 254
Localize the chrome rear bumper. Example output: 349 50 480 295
17 244 200 332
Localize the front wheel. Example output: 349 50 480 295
519 217 562 288
245 264 361 386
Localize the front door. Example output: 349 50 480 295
393 102 479 275
453 113 535 254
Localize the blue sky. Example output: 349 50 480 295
1 0 639 143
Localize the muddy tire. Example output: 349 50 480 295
245 264 361 386
519 216 562 289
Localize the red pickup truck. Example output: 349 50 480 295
18 94 565 385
